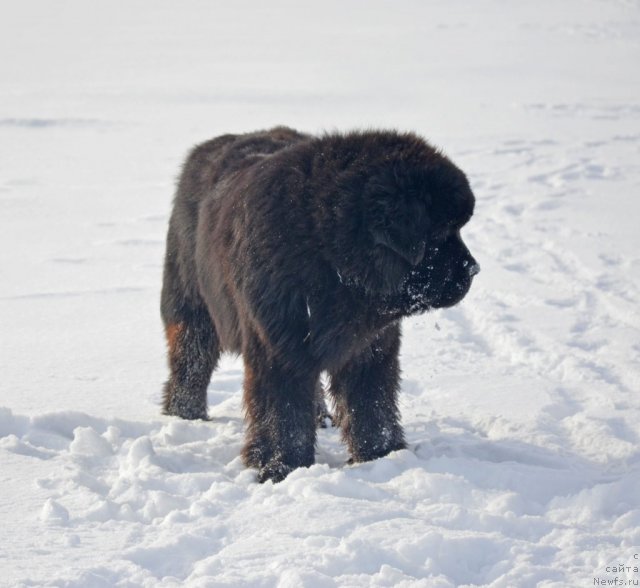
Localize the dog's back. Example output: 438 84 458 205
163 127 307 303
180 126 308 205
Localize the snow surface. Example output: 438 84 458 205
1 1 639 586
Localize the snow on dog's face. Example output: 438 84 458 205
354 152 479 312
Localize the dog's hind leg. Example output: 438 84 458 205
161 227 220 420
315 377 334 428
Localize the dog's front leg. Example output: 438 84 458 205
241 332 317 483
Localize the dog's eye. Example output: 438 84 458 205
430 228 449 243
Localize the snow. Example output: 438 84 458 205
1 0 639 586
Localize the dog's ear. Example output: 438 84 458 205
371 227 426 267
365 168 432 268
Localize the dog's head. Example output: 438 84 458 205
332 135 478 313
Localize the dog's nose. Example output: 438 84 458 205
468 262 481 277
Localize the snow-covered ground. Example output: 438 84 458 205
1 1 639 586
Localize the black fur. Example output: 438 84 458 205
161 127 478 483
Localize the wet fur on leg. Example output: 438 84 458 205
329 324 406 462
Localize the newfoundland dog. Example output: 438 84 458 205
161 127 479 483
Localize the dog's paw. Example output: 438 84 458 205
257 459 294 484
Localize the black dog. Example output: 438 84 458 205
161 127 479 482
